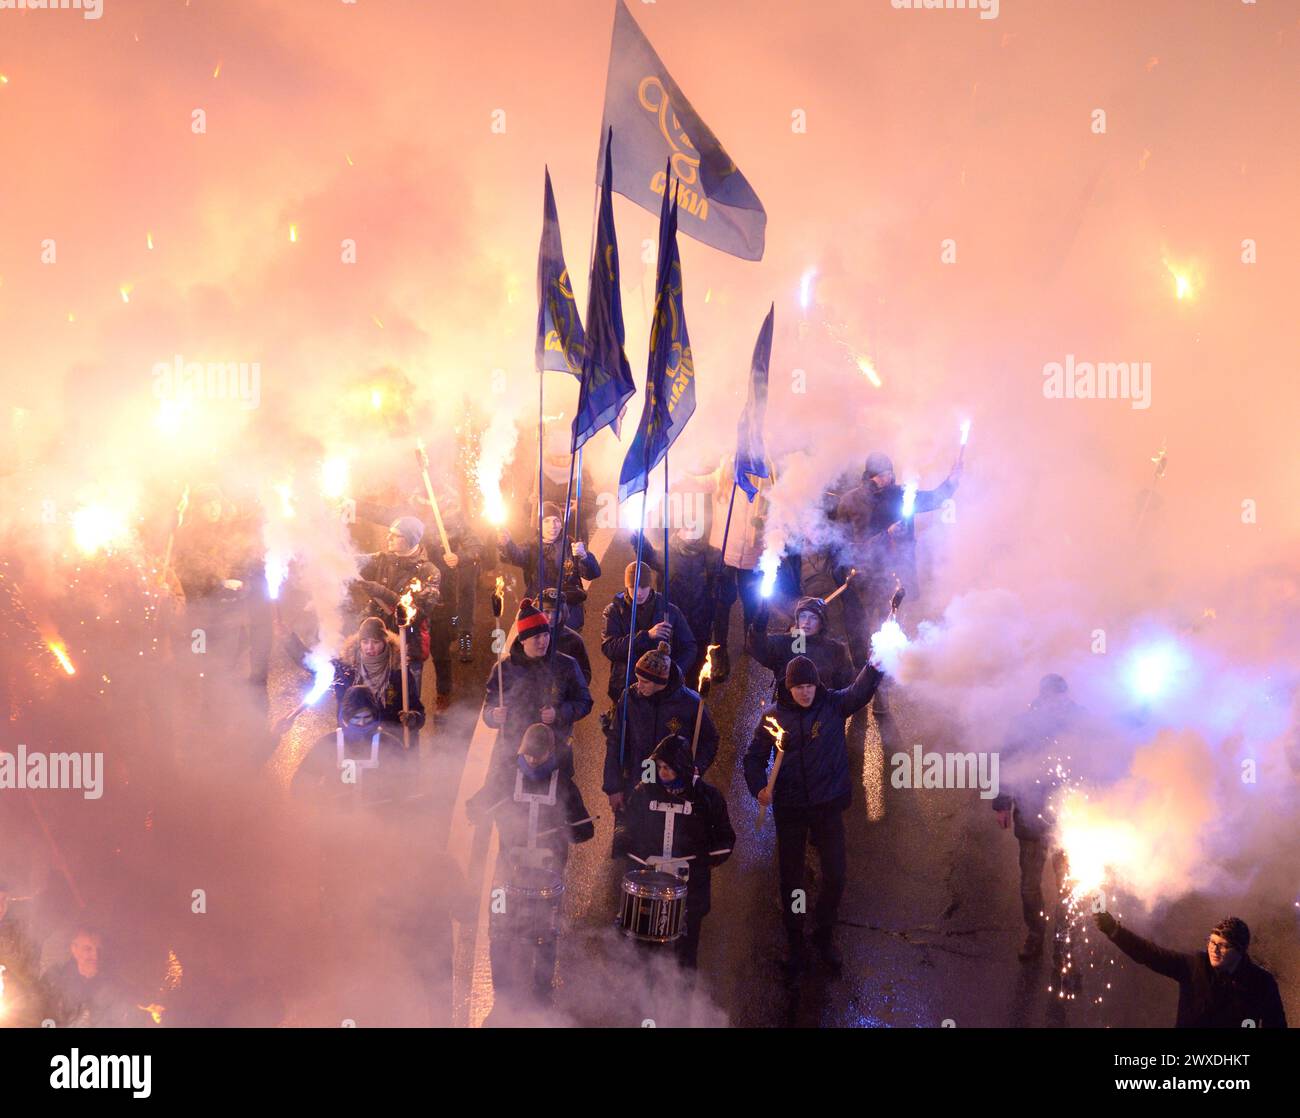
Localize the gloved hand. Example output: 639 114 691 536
1094 911 1118 938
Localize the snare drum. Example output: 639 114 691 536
490 865 565 944
616 869 687 943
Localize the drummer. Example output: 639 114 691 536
612 734 735 969
467 724 594 1012
466 723 595 873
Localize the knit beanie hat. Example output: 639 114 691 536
516 598 549 639
389 516 425 551
635 641 673 683
785 655 819 689
359 616 388 642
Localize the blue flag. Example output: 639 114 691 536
536 167 586 377
572 132 636 452
735 304 773 501
598 0 766 262
619 174 696 503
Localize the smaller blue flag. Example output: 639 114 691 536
573 131 636 452
619 170 696 503
734 304 773 501
536 167 586 377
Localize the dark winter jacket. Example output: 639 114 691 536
332 631 426 732
508 622 591 684
613 778 735 911
499 533 600 631
483 640 593 769
747 600 854 701
602 662 718 796
743 661 883 813
600 588 698 702
833 474 957 598
353 549 445 659
990 696 1084 839
467 744 594 868
1106 925 1288 1028
41 961 137 1028
630 532 726 651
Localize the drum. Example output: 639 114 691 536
490 866 565 944
616 870 687 943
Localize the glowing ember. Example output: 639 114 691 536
762 715 786 752
46 638 77 676
398 580 421 627
119 283 132 304
137 1003 166 1025
856 354 882 388
146 231 154 250
289 224 298 243
164 949 184 991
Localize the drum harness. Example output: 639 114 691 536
647 797 692 883
510 768 560 870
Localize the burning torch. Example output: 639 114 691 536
397 579 420 750
823 568 857 606
415 437 457 567
756 715 787 831
689 644 719 765
491 575 506 715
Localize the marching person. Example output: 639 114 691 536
990 674 1083 961
602 641 719 816
351 516 448 716
613 734 735 969
466 723 595 873
467 724 595 1012
412 482 484 685
41 926 137 1028
747 594 853 701
498 502 601 632
601 562 697 705
832 450 961 665
294 685 417 808
743 654 883 977
482 599 593 773
331 616 426 745
1093 912 1288 1028
536 587 593 685
628 526 727 686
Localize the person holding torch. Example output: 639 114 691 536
743 653 883 977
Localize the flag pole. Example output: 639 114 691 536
662 452 670 613
618 482 650 776
537 360 545 603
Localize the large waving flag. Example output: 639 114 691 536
619 173 696 503
735 303 773 501
572 131 636 452
598 0 766 262
536 167 586 377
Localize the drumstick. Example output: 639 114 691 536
626 853 649 866
534 815 598 839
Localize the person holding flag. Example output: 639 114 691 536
711 306 775 682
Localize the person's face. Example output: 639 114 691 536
542 609 559 630
522 748 554 771
542 516 562 543
386 529 409 554
1207 933 1241 970
869 470 894 493
347 711 377 734
635 676 666 698
71 933 101 977
632 585 651 604
656 760 679 786
522 631 549 658
796 610 822 636
359 636 385 659
200 499 223 524
791 683 817 708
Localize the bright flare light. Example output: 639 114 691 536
304 651 334 705
799 267 817 312
1163 258 1198 302
370 388 383 410
868 617 909 676
1055 788 1142 901
72 502 132 555
320 455 350 500
273 481 295 519
264 551 290 600
1127 642 1185 701
901 481 918 519
960 419 972 446
758 549 780 598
